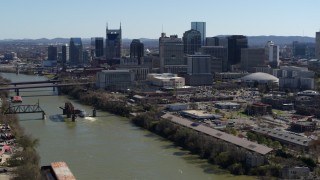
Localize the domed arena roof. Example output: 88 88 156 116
241 72 279 83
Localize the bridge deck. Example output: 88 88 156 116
0 83 91 91
0 80 61 86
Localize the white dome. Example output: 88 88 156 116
241 72 279 83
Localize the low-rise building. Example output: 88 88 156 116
96 70 134 90
214 102 241 110
262 95 294 110
246 102 272 116
252 127 312 151
215 72 248 81
166 103 189 111
162 113 273 167
184 74 213 86
147 73 185 88
180 110 216 119
280 166 310 179
290 120 317 133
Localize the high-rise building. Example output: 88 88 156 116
92 37 104 58
265 41 279 68
200 46 228 72
292 41 315 59
159 33 185 73
241 48 265 72
69 38 83 66
82 50 91 65
183 29 201 55
62 44 69 64
316 31 320 59
219 35 248 71
185 54 212 86
191 22 206 46
205 37 220 46
187 54 211 74
130 39 144 65
106 24 122 59
47 45 58 61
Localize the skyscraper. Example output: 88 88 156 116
205 37 220 46
200 46 228 72
265 41 279 68
69 38 83 66
316 31 320 59
47 45 58 61
220 35 248 71
130 39 144 65
241 48 265 72
92 37 104 58
159 33 185 73
191 22 206 46
106 24 122 59
62 44 69 64
183 29 201 55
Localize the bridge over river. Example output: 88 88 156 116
0 81 91 96
0 72 251 180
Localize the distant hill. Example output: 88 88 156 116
0 36 315 47
247 36 315 46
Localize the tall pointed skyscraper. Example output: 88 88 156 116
106 23 122 59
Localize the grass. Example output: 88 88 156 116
272 109 286 116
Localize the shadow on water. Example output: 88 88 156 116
49 114 67 122
19 118 44 122
20 94 56 98
199 164 229 175
19 89 53 93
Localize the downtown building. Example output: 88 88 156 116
47 45 58 61
185 54 213 86
241 48 265 72
316 31 320 59
219 35 248 71
62 44 69 64
200 46 228 73
265 41 279 68
106 25 122 60
69 38 83 66
159 33 186 73
91 37 104 58
182 29 201 55
191 22 206 46
130 39 144 65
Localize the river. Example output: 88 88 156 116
1 73 252 180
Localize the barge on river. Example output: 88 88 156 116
41 161 76 180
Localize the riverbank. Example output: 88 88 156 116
0 75 41 180
59 83 270 178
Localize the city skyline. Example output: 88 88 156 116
1 0 320 39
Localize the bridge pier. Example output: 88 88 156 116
92 108 96 117
42 111 46 120
57 87 61 95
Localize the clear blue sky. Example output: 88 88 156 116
1 0 320 39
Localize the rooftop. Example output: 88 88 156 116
162 113 273 155
252 127 312 147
